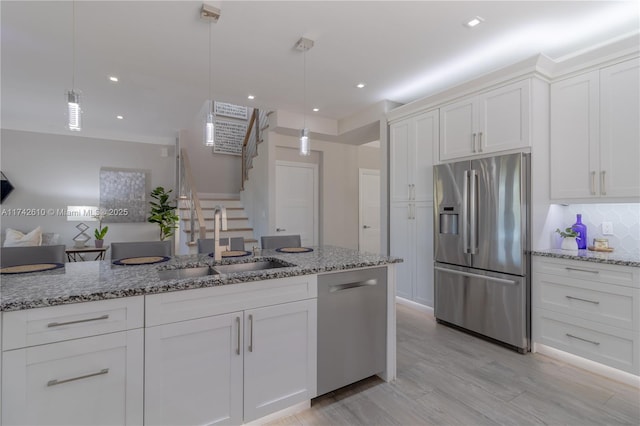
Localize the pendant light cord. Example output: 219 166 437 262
303 47 307 128
208 22 212 107
71 0 76 90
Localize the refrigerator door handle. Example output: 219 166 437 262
463 170 469 254
434 266 519 286
469 169 478 255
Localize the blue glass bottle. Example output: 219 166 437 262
572 214 587 250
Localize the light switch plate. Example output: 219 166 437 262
602 222 614 235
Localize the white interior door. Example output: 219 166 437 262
275 161 318 246
359 168 380 254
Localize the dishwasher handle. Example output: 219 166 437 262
329 279 378 293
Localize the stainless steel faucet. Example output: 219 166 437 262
212 205 229 261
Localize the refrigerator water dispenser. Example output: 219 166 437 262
439 207 458 234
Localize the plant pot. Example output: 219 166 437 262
95 239 104 248
561 237 578 251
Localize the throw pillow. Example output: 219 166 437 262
3 227 43 247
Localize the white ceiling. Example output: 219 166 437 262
1 1 638 145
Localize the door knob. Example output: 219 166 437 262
276 228 286 232
363 225 371 229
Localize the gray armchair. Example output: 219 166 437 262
110 241 172 261
197 237 245 254
0 245 66 267
260 235 302 249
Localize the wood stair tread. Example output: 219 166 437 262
179 207 243 211
181 217 248 221
186 238 257 247
184 227 253 233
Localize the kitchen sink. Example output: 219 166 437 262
157 266 217 280
212 259 292 274
157 259 294 280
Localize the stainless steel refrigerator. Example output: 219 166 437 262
433 152 530 352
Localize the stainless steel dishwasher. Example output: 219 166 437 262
317 266 387 396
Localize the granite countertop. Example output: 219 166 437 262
0 246 402 312
531 249 640 267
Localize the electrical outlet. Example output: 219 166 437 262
602 222 614 235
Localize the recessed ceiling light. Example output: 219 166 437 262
465 16 484 28
109 76 119 82
247 95 255 100
312 108 319 112
356 83 366 89
116 115 124 120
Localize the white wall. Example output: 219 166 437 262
0 129 176 247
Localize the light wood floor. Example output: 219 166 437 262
267 303 640 426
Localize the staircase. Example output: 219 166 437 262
179 196 258 252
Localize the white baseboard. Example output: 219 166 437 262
197 192 240 200
534 343 640 389
244 400 310 425
395 297 434 316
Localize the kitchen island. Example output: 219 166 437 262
0 246 400 425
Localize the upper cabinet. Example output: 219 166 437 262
440 79 531 161
550 58 640 201
390 109 439 203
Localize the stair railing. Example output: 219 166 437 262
241 109 269 190
179 148 207 243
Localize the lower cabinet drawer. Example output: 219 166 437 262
533 308 639 375
533 273 639 330
2 296 144 350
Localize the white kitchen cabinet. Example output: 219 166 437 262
243 299 317 422
390 201 434 307
550 58 640 200
2 330 143 426
1 297 145 426
389 110 438 203
440 79 530 161
144 276 317 425
532 256 640 375
144 312 243 426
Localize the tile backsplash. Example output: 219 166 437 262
560 203 640 257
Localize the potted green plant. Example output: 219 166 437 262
93 210 109 248
556 227 579 251
148 186 180 241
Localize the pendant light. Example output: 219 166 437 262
201 4 221 147
67 0 81 131
296 37 314 156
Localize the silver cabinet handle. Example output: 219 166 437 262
601 170 606 195
478 132 483 152
276 228 286 232
472 133 477 153
47 314 109 328
565 267 599 274
235 316 241 355
248 314 254 352
330 279 378 293
565 295 600 305
407 184 411 200
566 333 600 346
47 368 109 387
590 171 596 195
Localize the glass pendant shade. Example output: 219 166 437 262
299 128 310 156
67 90 81 131
204 109 215 147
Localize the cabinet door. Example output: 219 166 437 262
414 202 434 307
390 119 413 203
440 98 477 161
600 59 640 199
414 111 438 202
2 330 143 426
145 313 243 426
390 203 414 300
243 299 317 422
479 79 530 154
550 71 600 199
